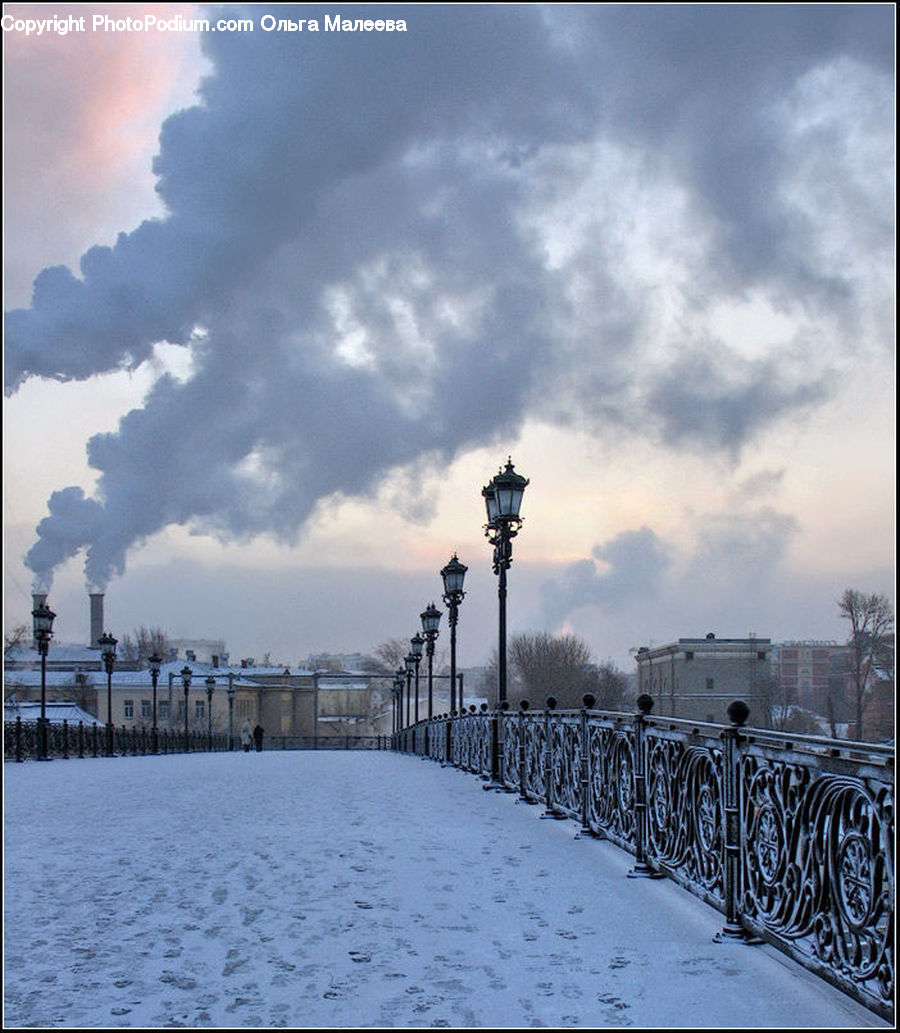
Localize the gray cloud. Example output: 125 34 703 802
6 4 893 590
538 506 799 645
541 527 672 628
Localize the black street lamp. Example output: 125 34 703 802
404 653 415 728
205 676 215 750
98 632 118 756
393 669 404 735
227 674 236 750
483 458 529 706
410 633 424 724
148 652 162 753
420 603 442 719
32 600 56 761
181 665 192 750
441 554 467 714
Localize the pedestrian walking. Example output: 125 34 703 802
241 719 252 752
253 723 264 752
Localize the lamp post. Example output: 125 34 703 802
410 633 424 724
181 665 192 750
393 670 404 735
404 653 415 728
441 554 467 714
227 674 236 750
32 600 56 761
148 653 162 753
98 632 118 757
420 603 442 719
205 676 215 750
483 458 529 707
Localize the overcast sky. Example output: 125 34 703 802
3 3 895 672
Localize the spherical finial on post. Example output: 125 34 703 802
727 699 750 727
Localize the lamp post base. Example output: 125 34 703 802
627 862 665 879
713 923 750 943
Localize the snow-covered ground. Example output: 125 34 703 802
3 750 886 1029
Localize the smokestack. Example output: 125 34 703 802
90 592 104 649
31 592 47 649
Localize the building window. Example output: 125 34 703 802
195 700 205 720
159 700 170 720
706 678 714 691
141 700 152 719
685 651 694 660
237 699 253 718
124 700 134 719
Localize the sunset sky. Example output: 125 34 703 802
3 4 894 671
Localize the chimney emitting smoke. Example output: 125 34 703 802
90 592 104 649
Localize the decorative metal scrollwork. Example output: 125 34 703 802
741 755 893 1009
550 717 581 817
586 722 635 847
523 715 545 799
645 734 725 904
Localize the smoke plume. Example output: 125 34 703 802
6 4 893 590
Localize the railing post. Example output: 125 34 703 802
78 721 85 759
62 719 69 759
485 702 507 788
628 694 659 878
15 717 23 762
92 722 99 758
715 699 750 941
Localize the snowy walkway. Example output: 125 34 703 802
3 751 886 1029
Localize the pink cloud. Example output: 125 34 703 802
3 3 205 303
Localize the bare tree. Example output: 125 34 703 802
586 659 630 711
119 626 170 665
4 624 30 659
477 633 629 710
510 632 592 707
365 638 410 675
839 589 894 741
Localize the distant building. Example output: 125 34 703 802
306 652 372 672
168 639 228 665
634 633 772 725
5 593 390 739
770 641 850 713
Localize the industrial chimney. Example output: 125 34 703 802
90 592 104 649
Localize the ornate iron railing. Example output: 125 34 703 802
4 722 392 760
394 697 894 1020
6 718 231 760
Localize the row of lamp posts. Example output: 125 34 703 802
391 556 469 735
30 456 528 752
392 456 528 735
29 602 229 756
